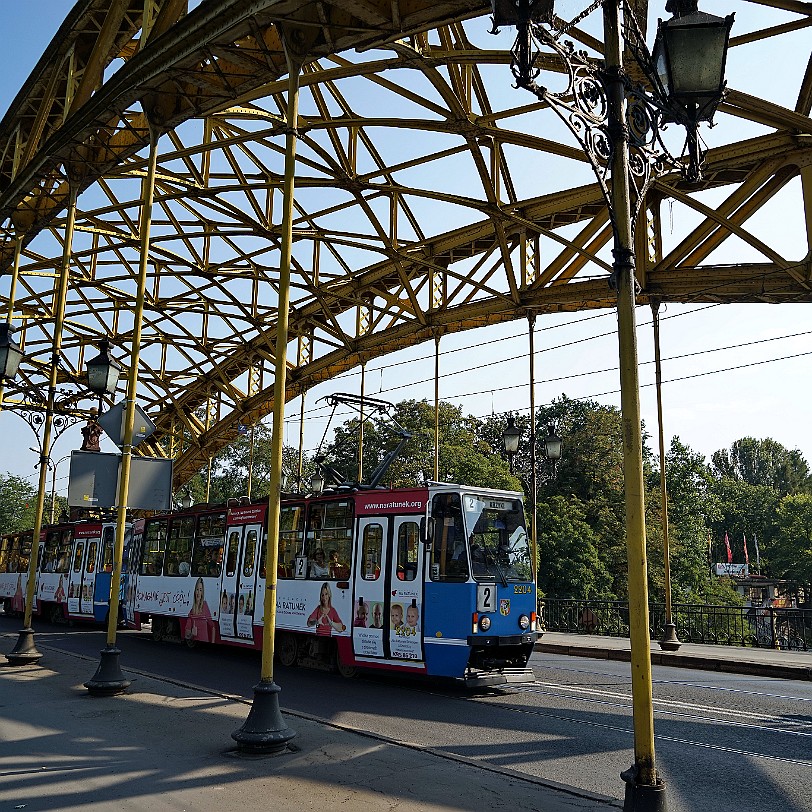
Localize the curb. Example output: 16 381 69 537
534 641 812 681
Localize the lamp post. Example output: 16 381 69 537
85 339 122 409
489 1 732 808
310 469 325 495
501 414 522 474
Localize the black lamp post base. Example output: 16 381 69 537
5 627 43 666
231 680 296 754
84 646 131 695
658 622 682 652
622 766 667 812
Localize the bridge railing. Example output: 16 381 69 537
539 598 811 651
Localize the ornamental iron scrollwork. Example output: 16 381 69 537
494 0 683 237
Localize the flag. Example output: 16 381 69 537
724 531 732 564
743 534 749 566
753 534 761 574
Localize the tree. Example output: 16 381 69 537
536 495 612 599
651 437 720 601
0 474 38 534
711 437 810 495
325 399 520 491
771 494 812 585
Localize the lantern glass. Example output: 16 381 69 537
544 426 563 461
310 471 325 494
501 416 522 455
653 10 733 122
86 340 122 395
0 323 23 380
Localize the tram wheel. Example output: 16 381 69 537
49 604 64 625
151 618 165 642
277 633 298 667
334 646 357 679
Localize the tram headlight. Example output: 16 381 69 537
518 614 530 630
479 615 491 632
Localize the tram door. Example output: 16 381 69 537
351 514 425 663
67 526 101 617
218 523 261 644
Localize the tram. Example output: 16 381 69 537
124 482 539 686
0 519 128 625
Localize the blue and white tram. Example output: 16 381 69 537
125 482 539 686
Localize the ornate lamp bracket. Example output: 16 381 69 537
506 18 676 241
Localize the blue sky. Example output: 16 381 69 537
0 2 810 498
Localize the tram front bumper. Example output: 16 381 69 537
466 633 537 647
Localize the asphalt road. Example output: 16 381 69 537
3 616 811 812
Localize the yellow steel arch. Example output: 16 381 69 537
1 0 811 485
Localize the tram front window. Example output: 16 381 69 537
463 495 531 583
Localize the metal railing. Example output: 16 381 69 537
539 598 811 651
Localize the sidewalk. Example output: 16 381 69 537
535 632 812 681
0 645 620 812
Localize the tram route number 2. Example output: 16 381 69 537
477 584 495 613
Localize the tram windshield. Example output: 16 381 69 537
462 494 531 583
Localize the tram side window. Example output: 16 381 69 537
72 542 84 573
165 515 195 576
191 512 226 577
101 527 114 572
243 530 258 577
86 541 98 574
277 504 304 579
17 536 32 574
41 530 61 573
360 524 383 581
225 530 240 577
56 531 72 573
140 520 167 576
306 500 353 579
396 522 420 581
429 493 469 582
0 538 9 573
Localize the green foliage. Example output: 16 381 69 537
536 495 612 599
0 474 39 533
771 494 812 583
711 437 810 495
326 399 519 491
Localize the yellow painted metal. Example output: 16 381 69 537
105 126 159 649
260 61 300 685
604 0 656 788
22 187 78 631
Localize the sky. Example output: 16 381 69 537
0 1 810 500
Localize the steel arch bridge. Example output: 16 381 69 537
0 0 810 486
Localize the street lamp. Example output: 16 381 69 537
542 425 562 474
310 469 325 495
50 454 72 523
0 322 23 380
179 489 193 510
488 1 733 808
501 415 522 473
86 338 122 402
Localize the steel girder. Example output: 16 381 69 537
0 0 811 484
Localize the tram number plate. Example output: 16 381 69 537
477 583 496 614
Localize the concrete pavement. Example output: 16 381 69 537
1 644 619 812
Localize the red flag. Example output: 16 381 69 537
724 532 732 564
743 534 749 566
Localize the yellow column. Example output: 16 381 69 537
6 189 77 665
603 0 660 797
232 58 300 752
85 124 159 693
